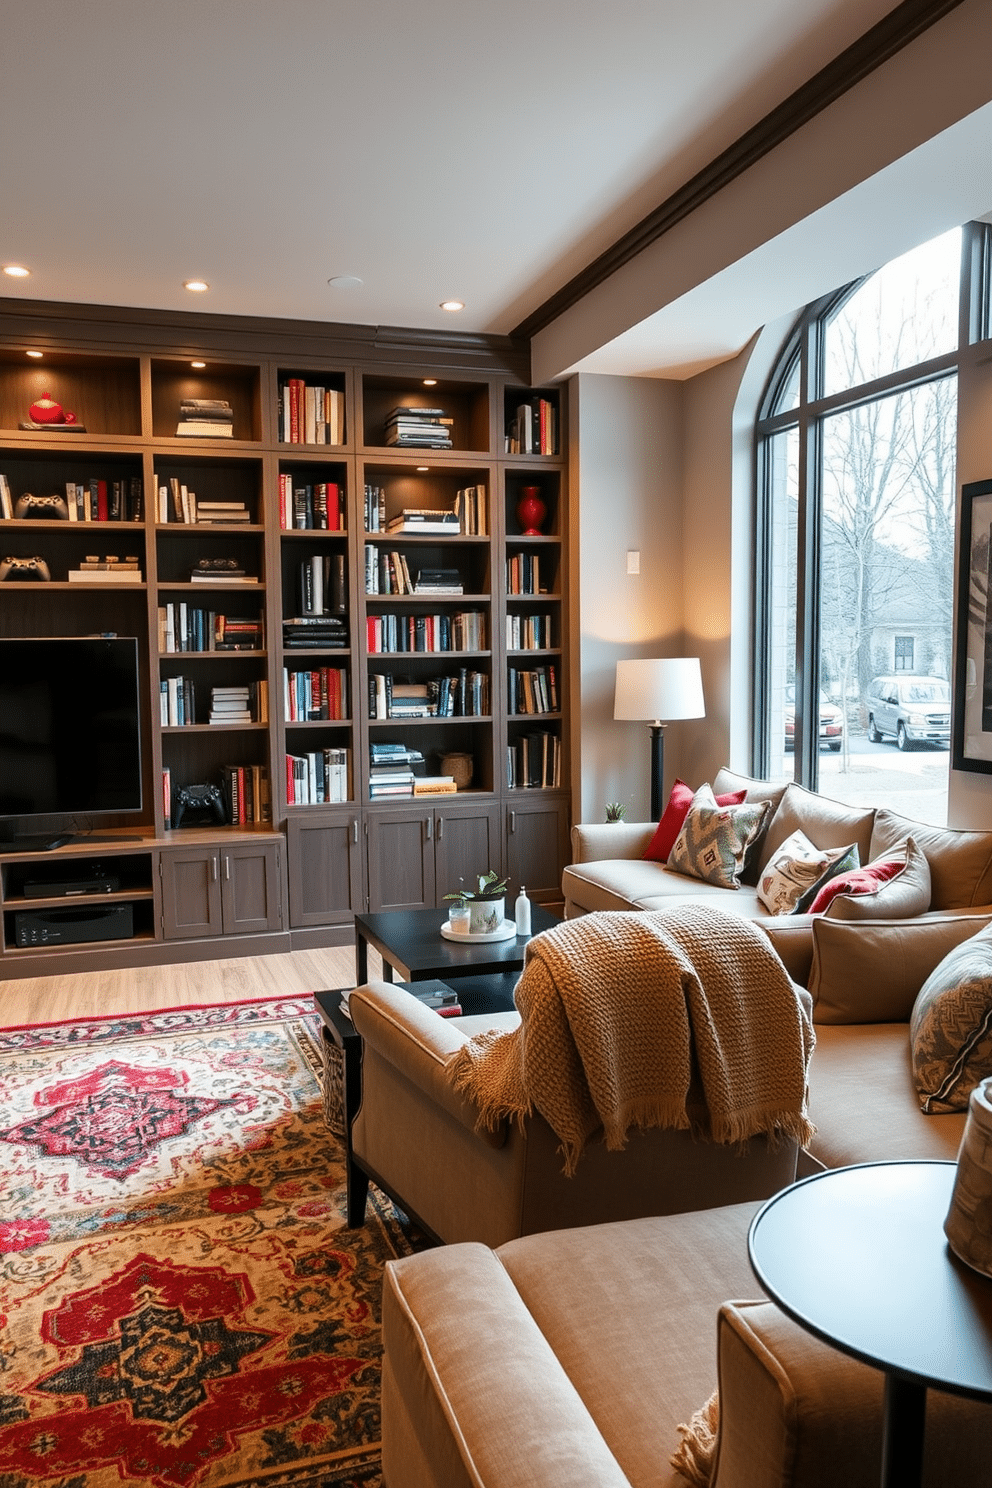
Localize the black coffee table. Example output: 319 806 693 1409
354 903 559 988
749 1160 992 1488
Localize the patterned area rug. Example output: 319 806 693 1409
0 996 427 1488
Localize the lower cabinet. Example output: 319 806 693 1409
504 793 570 900
159 838 284 940
366 801 502 913
286 811 364 928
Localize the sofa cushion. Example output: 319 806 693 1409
668 785 769 890
756 829 835 915
643 778 747 863
809 912 992 1024
910 923 992 1113
870 808 992 910
758 782 875 877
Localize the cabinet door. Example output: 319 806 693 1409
505 796 570 898
367 809 435 912
160 846 223 940
220 840 283 935
287 812 363 927
434 802 502 903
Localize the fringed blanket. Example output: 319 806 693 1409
448 905 815 1174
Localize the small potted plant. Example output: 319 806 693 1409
605 800 629 823
444 870 509 934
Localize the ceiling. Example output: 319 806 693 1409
1 0 988 378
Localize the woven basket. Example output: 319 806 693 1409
441 752 473 788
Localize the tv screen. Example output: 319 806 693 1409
0 637 143 829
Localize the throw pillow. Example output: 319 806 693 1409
668 783 770 890
643 778 747 863
910 923 992 1112
757 829 837 915
824 837 931 921
791 843 860 915
807 853 907 916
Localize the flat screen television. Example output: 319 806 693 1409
0 636 143 850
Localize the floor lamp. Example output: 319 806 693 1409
614 658 705 821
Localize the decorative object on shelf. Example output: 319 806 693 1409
0 555 50 581
614 657 705 821
516 485 546 535
514 884 532 936
13 491 69 520
444 870 509 935
440 751 473 788
605 801 629 823
944 1077 992 1276
19 391 84 432
447 903 471 935
171 782 228 828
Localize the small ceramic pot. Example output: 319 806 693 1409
468 897 504 935
944 1077 992 1276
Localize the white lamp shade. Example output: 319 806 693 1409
614 657 705 723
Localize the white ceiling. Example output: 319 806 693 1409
0 0 986 376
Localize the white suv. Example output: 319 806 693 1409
866 675 951 750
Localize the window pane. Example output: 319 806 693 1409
765 427 799 782
772 351 801 414
817 378 957 823
823 229 961 396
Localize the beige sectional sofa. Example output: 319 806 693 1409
378 775 992 1487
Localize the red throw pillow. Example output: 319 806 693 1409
807 857 905 915
643 779 748 863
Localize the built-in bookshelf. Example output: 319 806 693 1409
0 300 570 972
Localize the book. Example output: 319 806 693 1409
67 569 143 583
412 777 457 794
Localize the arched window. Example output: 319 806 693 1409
754 224 989 826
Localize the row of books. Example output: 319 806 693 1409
286 747 350 804
364 483 387 531
156 474 251 525
282 614 348 650
177 399 234 439
454 484 487 536
158 604 264 653
369 769 456 798
283 665 349 722
507 730 561 788
505 397 558 456
364 549 466 596
0 474 144 522
279 380 345 445
508 665 559 715
278 474 345 531
506 613 554 650
299 554 347 615
220 764 271 824
384 406 453 449
366 610 486 654
367 670 489 719
506 553 546 595
209 682 268 725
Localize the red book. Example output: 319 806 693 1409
97 479 109 521
327 482 340 530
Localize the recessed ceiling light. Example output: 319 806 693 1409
3 264 30 278
26 350 43 359
191 361 206 369
423 378 437 386
440 300 464 312
417 466 430 472
184 279 209 293
328 275 363 289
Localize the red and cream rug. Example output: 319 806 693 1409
0 996 424 1488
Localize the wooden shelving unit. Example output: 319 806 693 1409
0 302 569 975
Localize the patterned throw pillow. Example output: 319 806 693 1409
823 838 931 921
910 923 992 1113
643 779 747 863
791 843 860 915
668 783 770 890
806 854 906 915
757 830 845 915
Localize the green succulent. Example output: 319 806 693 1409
444 870 509 903
605 801 628 822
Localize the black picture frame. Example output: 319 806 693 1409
953 477 992 773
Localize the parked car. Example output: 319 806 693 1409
866 675 951 749
784 687 844 751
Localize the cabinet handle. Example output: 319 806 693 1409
426 815 433 841
211 856 218 882
510 811 516 832
352 818 359 843
437 815 444 841
224 855 231 881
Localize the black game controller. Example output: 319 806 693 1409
14 492 69 520
172 783 228 828
0 555 52 581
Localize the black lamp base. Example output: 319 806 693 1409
649 723 666 822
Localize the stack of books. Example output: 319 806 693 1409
209 682 267 725
176 399 235 438
196 501 251 525
68 556 143 584
368 742 425 798
413 776 457 796
190 560 258 585
384 406 453 448
414 567 463 594
385 507 459 535
282 615 349 650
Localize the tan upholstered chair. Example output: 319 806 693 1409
347 982 800 1247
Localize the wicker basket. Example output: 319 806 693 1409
441 752 473 788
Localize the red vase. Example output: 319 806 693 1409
516 486 546 535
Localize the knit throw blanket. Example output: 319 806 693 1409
448 906 815 1175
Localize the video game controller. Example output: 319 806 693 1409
172 783 228 828
14 492 69 520
0 555 52 581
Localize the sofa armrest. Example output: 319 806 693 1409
349 983 519 1147
570 821 657 864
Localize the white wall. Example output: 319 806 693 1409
570 373 683 823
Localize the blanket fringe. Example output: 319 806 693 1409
671 1389 719 1487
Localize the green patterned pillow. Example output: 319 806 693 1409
910 923 992 1113
791 843 860 914
668 783 770 890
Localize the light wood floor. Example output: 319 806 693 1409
0 943 386 1028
